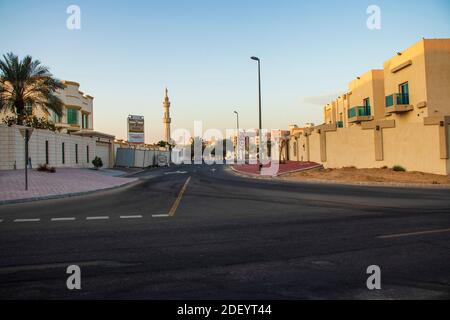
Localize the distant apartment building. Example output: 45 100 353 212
290 38 450 175
0 81 115 169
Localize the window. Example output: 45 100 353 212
62 143 65 164
86 145 89 163
51 111 60 123
293 141 297 157
75 144 78 164
67 108 78 125
45 141 49 165
82 113 89 129
399 82 409 95
363 97 371 115
399 82 410 104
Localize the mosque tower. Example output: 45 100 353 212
163 87 171 143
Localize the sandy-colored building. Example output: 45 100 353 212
54 81 94 132
1 81 94 132
291 38 450 175
347 70 385 125
0 81 116 169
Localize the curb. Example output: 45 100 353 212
0 178 141 206
229 164 323 178
276 164 324 177
228 166 450 190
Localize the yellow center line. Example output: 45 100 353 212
168 176 191 217
377 227 450 239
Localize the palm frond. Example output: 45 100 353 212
0 52 63 124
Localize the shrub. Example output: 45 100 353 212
392 165 406 172
92 156 103 169
37 163 56 173
2 115 57 131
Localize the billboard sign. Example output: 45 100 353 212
127 115 145 144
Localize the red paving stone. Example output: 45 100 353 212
233 161 321 176
0 168 137 203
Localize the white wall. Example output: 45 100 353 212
0 125 96 170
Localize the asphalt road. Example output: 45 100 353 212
0 164 449 299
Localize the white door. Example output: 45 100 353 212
95 143 111 168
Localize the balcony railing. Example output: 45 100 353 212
385 93 409 107
348 106 371 118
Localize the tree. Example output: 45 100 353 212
0 52 64 125
92 156 103 170
156 140 169 148
278 139 287 163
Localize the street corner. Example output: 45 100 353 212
0 168 138 205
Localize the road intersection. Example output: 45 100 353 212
0 164 449 299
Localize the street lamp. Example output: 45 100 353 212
233 110 239 132
233 110 240 162
251 56 263 170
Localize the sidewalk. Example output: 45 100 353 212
0 168 138 204
232 161 322 177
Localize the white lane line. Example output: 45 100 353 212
14 218 40 223
86 216 109 221
378 227 450 239
51 217 76 222
120 215 143 219
152 214 170 218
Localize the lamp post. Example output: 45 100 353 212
233 110 239 132
251 56 263 170
233 110 239 162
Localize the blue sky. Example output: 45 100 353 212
1 0 449 142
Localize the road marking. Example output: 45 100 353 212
0 219 3 223
164 171 187 175
152 214 170 218
378 228 450 239
14 218 40 223
120 215 143 219
168 176 191 217
0 261 136 275
51 217 76 222
86 216 109 221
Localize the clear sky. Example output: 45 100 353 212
1 0 449 143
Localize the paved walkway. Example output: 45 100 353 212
0 168 138 204
232 161 322 176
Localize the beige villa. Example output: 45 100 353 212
289 38 450 175
0 81 115 169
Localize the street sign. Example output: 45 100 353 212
19 127 34 140
157 154 168 167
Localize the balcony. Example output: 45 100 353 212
385 93 413 114
347 106 373 123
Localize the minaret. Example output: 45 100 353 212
163 87 171 143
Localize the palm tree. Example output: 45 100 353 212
156 140 169 148
0 52 64 125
